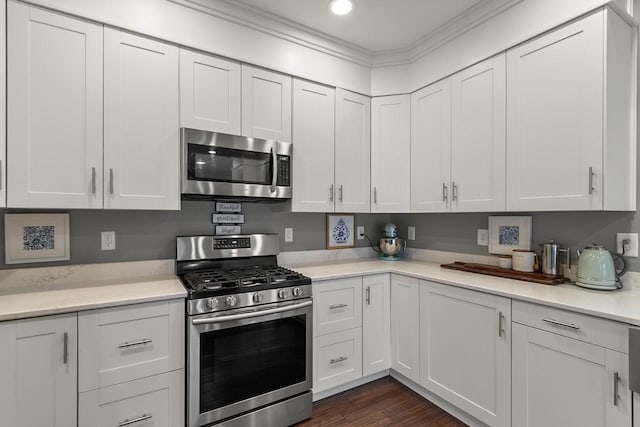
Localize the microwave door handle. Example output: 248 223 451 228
270 147 277 193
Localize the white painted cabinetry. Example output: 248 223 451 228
390 274 419 382
7 1 103 209
419 280 511 427
506 8 635 211
241 64 292 142
313 277 362 337
0 0 6 208
292 79 335 212
0 313 77 427
362 274 390 376
371 95 411 213
179 48 241 134
104 28 179 210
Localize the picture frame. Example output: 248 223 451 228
5 213 71 264
326 214 355 249
488 216 532 255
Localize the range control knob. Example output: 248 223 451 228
252 292 264 303
225 295 238 307
292 287 302 297
278 289 289 299
205 298 218 310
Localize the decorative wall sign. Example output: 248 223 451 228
5 213 71 264
488 216 532 255
216 225 241 235
326 214 355 249
215 202 242 213
212 213 245 224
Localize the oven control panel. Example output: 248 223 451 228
213 237 251 250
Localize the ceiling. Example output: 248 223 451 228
231 0 487 53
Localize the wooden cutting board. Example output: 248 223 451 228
441 262 570 285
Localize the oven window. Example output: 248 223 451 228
188 143 272 185
199 315 307 413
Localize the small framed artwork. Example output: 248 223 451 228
326 214 355 249
488 216 532 255
5 213 71 264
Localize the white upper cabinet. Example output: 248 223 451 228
7 1 103 208
411 78 451 213
292 79 335 212
179 48 241 134
371 95 411 213
451 53 506 212
506 8 635 211
335 89 371 213
242 65 292 142
104 28 180 210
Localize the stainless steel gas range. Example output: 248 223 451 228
176 234 313 427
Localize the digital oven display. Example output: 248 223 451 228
213 238 251 250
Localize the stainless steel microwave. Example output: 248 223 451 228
181 128 292 200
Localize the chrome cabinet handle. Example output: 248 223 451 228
329 303 348 310
91 167 96 194
498 312 505 337
373 187 377 204
442 182 448 202
192 300 312 325
270 148 277 193
365 286 371 305
329 184 334 202
613 371 620 406
63 332 69 365
118 414 152 426
543 318 580 330
588 166 594 195
109 168 114 195
452 182 458 202
0 160 3 190
339 185 343 203
118 338 152 349
329 356 348 364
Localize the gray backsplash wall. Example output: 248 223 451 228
0 201 391 270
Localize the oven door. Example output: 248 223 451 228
188 299 312 427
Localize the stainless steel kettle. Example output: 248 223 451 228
576 244 626 290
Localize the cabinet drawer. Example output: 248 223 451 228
313 277 362 336
79 299 185 392
313 328 362 393
512 300 627 353
79 370 184 427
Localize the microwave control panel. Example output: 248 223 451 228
276 155 291 186
213 238 251 250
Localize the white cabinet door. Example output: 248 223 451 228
313 328 363 393
0 0 5 208
512 323 631 427
362 274 390 377
410 79 451 213
390 274 419 382
0 313 77 427
634 392 640 427
371 95 411 213
506 12 604 211
7 1 103 208
104 28 179 210
292 79 335 212
420 280 511 427
451 53 506 212
242 65 292 142
335 88 371 213
179 48 241 134
313 277 362 337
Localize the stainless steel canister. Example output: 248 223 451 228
540 240 571 276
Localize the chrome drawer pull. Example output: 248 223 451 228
63 332 69 365
118 414 152 426
614 371 620 406
118 338 152 349
329 303 348 310
329 356 348 364
542 318 580 330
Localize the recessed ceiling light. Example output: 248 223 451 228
329 0 353 16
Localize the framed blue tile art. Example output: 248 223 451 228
326 214 355 249
5 213 70 264
488 216 532 255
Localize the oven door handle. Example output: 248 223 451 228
192 300 312 325
270 147 277 193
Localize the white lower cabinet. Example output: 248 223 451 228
0 313 78 427
362 274 390 376
313 328 363 393
390 274 420 382
419 280 511 427
313 277 362 337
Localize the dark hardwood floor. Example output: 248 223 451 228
296 377 467 426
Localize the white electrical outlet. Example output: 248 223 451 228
284 228 294 242
408 226 416 240
616 232 638 257
101 231 116 250
477 229 489 246
357 226 365 240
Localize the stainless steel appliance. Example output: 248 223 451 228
181 128 292 200
629 327 640 393
177 234 312 427
539 240 570 276
363 223 406 261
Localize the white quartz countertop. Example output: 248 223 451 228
291 259 640 327
0 275 187 321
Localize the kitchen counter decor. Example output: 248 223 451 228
441 262 570 285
